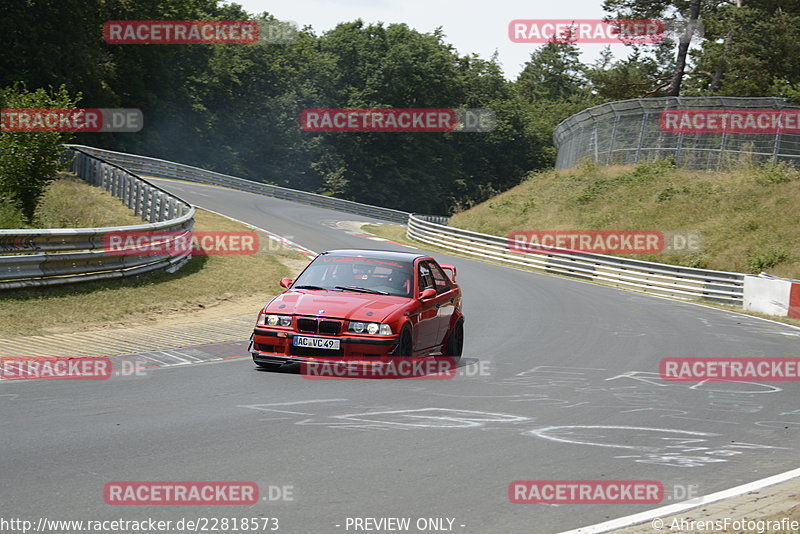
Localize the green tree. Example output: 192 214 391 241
687 1 800 96
0 84 78 221
516 40 588 102
602 0 706 96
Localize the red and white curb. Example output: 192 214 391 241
327 220 415 248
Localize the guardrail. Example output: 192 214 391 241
408 214 744 304
66 145 412 224
2 145 746 304
0 148 195 290
553 96 800 170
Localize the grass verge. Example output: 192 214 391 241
0 203 307 337
449 159 800 278
1 173 145 229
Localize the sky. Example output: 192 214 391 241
231 0 636 80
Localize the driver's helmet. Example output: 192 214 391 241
386 270 411 295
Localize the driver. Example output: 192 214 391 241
386 270 411 296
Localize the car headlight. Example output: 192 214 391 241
348 322 393 335
262 314 292 327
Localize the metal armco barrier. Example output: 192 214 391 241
2 145 749 305
0 148 195 290
408 214 745 304
66 145 411 224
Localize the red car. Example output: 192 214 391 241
249 249 464 370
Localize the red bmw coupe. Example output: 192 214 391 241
249 249 464 370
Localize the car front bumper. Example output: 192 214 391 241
250 328 400 365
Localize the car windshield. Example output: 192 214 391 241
292 255 413 298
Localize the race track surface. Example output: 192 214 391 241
3 179 799 534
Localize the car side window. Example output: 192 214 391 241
428 262 452 294
418 262 435 293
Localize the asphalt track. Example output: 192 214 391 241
2 179 800 534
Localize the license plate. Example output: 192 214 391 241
293 336 340 350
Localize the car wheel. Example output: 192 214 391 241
396 325 413 357
445 319 464 361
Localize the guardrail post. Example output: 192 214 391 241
717 131 729 171
607 104 619 165
1 148 195 291
133 180 141 217
635 101 648 164
773 130 783 163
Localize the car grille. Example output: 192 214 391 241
297 318 317 333
319 320 341 335
296 318 341 335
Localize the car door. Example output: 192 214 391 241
426 260 457 347
413 260 440 351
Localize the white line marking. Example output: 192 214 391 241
236 399 348 415
186 206 317 257
556 467 800 534
157 351 191 364
254 399 347 406
526 425 717 451
253 408 314 415
174 352 204 362
132 353 169 365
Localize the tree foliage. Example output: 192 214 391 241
2 0 800 216
0 84 78 221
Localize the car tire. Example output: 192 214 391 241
396 325 413 357
444 319 464 361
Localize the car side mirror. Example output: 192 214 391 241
279 277 293 288
419 288 436 300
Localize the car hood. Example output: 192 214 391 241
266 290 408 323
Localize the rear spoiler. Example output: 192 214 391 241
440 263 456 282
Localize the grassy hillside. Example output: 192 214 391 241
1 173 143 229
0 175 305 335
448 158 800 278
